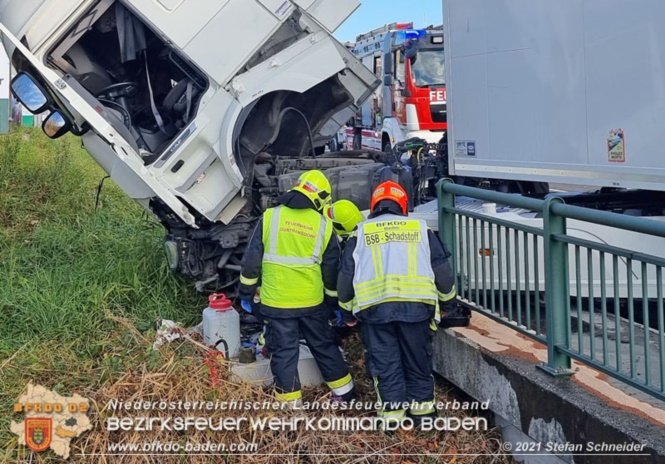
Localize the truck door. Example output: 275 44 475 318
392 49 407 124
372 55 383 128
0 22 198 227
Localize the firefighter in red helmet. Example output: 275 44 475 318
337 180 463 425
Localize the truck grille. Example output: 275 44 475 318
431 104 447 123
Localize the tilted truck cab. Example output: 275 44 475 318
1 0 381 291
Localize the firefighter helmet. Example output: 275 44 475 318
370 181 408 216
291 170 332 212
325 200 363 236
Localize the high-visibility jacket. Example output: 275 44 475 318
260 205 333 308
351 214 439 319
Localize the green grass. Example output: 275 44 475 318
0 128 511 464
0 127 206 455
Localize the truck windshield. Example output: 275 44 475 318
410 50 445 87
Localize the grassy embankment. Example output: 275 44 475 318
0 127 510 463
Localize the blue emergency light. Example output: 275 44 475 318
393 29 427 46
403 29 427 39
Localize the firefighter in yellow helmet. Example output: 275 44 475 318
337 181 463 426
324 199 363 327
239 170 355 406
325 199 364 241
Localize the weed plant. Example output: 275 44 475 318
0 127 205 459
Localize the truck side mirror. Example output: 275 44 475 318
42 110 72 139
383 75 394 86
11 72 51 114
384 52 393 75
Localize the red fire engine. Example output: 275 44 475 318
345 23 446 151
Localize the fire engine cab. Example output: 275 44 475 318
346 23 446 151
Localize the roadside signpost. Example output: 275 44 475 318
0 48 9 134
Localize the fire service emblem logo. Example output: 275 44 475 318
25 418 52 453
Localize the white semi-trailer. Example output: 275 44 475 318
438 0 665 298
443 0 665 196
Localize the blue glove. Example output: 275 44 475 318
241 300 253 313
334 310 344 327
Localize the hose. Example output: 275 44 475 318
95 175 110 212
213 338 230 360
277 107 316 158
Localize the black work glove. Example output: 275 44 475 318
340 309 358 327
438 302 471 328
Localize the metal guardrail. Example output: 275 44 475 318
437 179 665 401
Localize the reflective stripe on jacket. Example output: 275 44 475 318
261 206 333 308
351 214 439 319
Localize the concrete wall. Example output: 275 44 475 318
433 313 665 464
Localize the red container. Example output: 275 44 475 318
208 293 232 312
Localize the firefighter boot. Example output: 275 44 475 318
407 409 437 430
331 386 356 404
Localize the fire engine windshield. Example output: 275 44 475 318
410 50 445 87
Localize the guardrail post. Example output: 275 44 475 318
437 178 457 283
538 196 573 376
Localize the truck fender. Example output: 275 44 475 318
381 118 405 150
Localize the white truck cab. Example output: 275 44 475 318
1 0 380 291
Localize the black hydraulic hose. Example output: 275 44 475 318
95 175 110 212
214 338 230 360
278 107 316 158
236 106 316 194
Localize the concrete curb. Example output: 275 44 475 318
432 314 665 464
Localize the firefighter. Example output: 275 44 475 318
239 170 355 406
350 112 363 150
324 199 364 327
325 199 364 243
337 181 459 425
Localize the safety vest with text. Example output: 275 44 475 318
261 206 333 308
351 214 439 319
